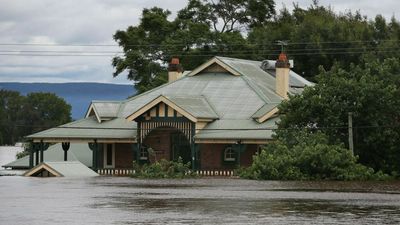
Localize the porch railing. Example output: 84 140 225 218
97 169 236 177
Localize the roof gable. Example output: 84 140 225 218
187 57 241 76
126 95 218 123
85 101 121 122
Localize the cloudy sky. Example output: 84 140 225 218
0 0 398 84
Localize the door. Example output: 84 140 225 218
171 132 191 164
103 143 115 168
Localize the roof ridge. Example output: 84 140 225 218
92 100 122 103
239 75 271 103
201 94 220 118
215 56 262 63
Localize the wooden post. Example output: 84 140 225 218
348 112 354 156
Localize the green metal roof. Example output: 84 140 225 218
2 143 92 169
195 117 279 140
27 116 136 141
25 56 310 142
91 101 122 119
165 95 219 119
25 161 98 177
252 103 279 119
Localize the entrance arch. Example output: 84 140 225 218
142 126 191 164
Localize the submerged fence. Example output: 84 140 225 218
97 168 235 177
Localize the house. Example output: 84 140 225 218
23 54 312 171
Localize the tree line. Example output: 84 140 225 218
0 90 71 145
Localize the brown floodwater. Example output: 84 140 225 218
0 176 400 224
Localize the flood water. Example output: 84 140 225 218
1 176 400 225
0 146 24 176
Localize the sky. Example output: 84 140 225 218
0 0 398 84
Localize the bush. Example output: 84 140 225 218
16 151 29 159
131 157 197 178
239 131 390 181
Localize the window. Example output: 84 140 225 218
224 147 236 162
139 146 148 160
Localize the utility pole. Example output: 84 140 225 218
348 112 354 156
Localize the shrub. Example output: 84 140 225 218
240 131 390 181
131 157 197 178
16 151 29 159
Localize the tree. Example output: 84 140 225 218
277 58 400 175
0 90 72 145
22 92 72 135
0 90 25 145
112 0 274 94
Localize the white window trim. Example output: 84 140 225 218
139 146 148 160
224 147 236 162
103 143 115 168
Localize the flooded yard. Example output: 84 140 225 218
0 176 400 225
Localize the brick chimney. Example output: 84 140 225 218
275 53 290 99
168 58 183 82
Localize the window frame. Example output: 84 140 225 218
223 146 236 162
139 146 148 161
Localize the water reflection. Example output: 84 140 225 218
1 177 400 224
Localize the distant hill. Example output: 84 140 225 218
0 82 135 119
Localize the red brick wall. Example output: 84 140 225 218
143 129 175 162
199 144 258 170
115 143 134 168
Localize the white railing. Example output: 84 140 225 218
97 169 135 176
196 170 235 177
97 169 235 177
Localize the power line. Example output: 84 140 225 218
0 49 398 57
0 39 398 47
0 46 395 54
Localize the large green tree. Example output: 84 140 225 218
277 58 400 174
112 0 274 93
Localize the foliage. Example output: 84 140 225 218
112 0 273 93
131 157 197 178
16 151 29 159
113 1 400 92
278 58 400 175
248 2 400 80
239 131 389 181
0 90 72 145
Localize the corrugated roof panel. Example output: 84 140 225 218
166 95 219 119
121 73 266 120
195 117 279 140
92 101 121 118
252 103 280 118
44 161 98 177
26 116 136 140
